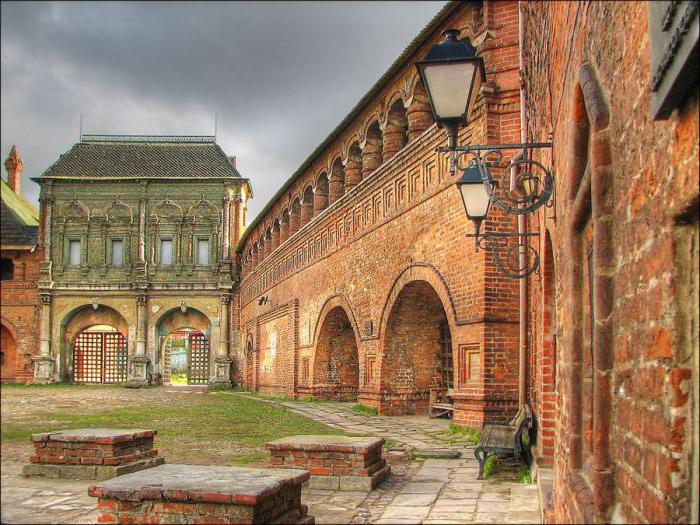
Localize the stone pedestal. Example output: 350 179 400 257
31 354 54 384
266 435 390 491
23 429 164 481
209 356 233 390
88 464 314 524
125 355 150 388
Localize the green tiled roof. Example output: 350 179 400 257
36 136 243 180
1 178 39 247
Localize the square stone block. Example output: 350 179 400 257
24 428 164 480
88 463 314 524
266 435 389 491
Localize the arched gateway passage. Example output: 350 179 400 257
381 280 453 415
157 308 211 385
313 306 359 401
64 306 130 384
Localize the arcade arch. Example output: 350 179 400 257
156 308 212 385
62 305 130 384
380 280 452 415
313 306 359 401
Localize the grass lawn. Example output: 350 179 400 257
0 387 347 466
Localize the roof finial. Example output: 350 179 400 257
4 145 24 194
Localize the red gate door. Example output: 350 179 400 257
187 331 209 385
73 331 128 383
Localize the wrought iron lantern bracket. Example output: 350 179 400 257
441 141 555 279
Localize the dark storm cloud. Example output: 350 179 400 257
1 1 445 218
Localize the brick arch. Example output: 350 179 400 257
378 277 452 415
311 294 362 349
311 298 360 401
378 262 458 342
60 304 131 382
1 319 19 382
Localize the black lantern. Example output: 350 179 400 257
416 29 485 146
457 162 491 231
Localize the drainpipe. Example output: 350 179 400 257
516 0 528 410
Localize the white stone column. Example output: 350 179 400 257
125 294 149 388
33 293 54 383
209 294 233 390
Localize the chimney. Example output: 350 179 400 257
4 145 24 194
228 155 236 168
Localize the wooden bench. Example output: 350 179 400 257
473 404 532 479
428 388 454 419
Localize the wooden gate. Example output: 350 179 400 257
439 321 454 389
187 331 209 385
73 331 128 383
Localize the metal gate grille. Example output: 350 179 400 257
439 321 454 389
187 332 209 385
73 331 128 383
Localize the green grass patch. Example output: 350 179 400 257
351 403 378 416
382 437 398 450
1 388 346 466
300 395 317 402
483 455 495 478
447 422 481 444
517 464 532 484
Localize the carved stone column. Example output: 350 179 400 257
222 193 231 260
210 294 233 390
33 293 55 383
125 294 149 388
132 194 148 280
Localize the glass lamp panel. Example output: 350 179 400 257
111 239 123 267
423 62 476 120
466 64 483 122
197 239 210 266
460 182 490 219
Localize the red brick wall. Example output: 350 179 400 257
1 248 41 383
237 1 523 426
522 1 699 523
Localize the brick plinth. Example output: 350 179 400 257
266 435 390 491
24 428 164 480
88 464 314 524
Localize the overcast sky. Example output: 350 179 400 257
1 1 445 220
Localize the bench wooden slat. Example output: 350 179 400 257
474 405 532 480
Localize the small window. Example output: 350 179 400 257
68 240 81 266
160 239 173 266
0 258 13 280
111 239 123 267
196 238 210 266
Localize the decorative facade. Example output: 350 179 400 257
31 135 251 388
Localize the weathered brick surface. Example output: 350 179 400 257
522 1 699 523
0 247 40 383
30 429 159 467
237 1 522 426
88 464 313 524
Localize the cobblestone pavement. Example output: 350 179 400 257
247 397 542 524
1 389 540 524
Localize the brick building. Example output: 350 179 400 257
1 146 41 383
233 1 698 523
31 135 250 388
520 2 699 523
